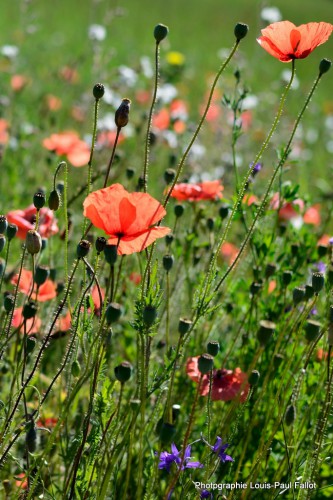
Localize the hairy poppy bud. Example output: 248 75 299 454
115 98 131 128
219 204 229 220
285 404 296 426
77 239 91 259
106 302 122 324
71 360 81 377
0 235 6 253
178 318 192 335
4 294 15 313
207 340 220 357
257 320 276 346
35 265 50 286
154 23 169 43
305 320 321 342
174 204 184 218
26 230 42 255
23 301 38 320
48 189 61 211
198 353 214 374
114 361 133 383
95 236 107 254
249 370 260 386
143 305 157 327
319 58 331 76
163 254 174 272
312 272 325 293
33 191 46 210
104 244 118 265
93 82 105 100
0 215 8 234
6 223 18 240
234 23 249 41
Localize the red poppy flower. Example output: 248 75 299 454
83 184 171 255
317 234 331 246
12 307 42 335
170 180 223 202
15 472 28 490
270 193 304 222
7 204 58 240
186 356 249 402
257 21 333 62
0 118 9 145
220 242 239 265
11 269 57 302
43 131 90 167
303 204 321 226
37 416 59 428
152 108 170 130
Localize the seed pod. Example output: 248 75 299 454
312 272 325 293
0 215 8 234
6 223 18 240
164 168 176 184
234 23 249 41
257 320 276 346
206 218 214 232
154 23 169 43
95 236 107 254
104 244 118 265
265 263 276 279
114 361 133 383
207 340 220 357
48 189 61 211
282 270 292 287
159 422 176 444
219 204 229 220
4 294 15 313
174 204 184 218
249 370 260 386
292 286 305 305
178 318 192 335
198 353 214 374
126 167 135 179
35 265 50 286
77 240 91 259
163 254 174 272
93 82 105 100
0 235 6 253
304 285 314 300
319 58 331 76
285 404 296 426
26 230 42 255
106 302 122 324
33 191 46 209
115 98 131 128
26 422 37 453
22 301 38 320
305 320 321 342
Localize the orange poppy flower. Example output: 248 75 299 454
186 356 249 402
170 180 223 202
7 204 58 240
12 307 42 335
11 269 57 302
43 131 90 167
257 21 333 62
303 204 321 226
0 118 9 145
220 242 239 265
83 184 171 255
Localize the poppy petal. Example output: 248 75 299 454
108 226 170 255
119 197 137 233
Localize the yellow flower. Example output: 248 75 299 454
166 51 185 66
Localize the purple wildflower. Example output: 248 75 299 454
158 443 203 472
201 490 213 499
209 436 234 463
251 162 262 176
316 261 326 273
329 237 333 246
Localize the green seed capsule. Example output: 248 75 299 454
207 340 220 357
154 23 169 43
48 189 61 211
26 230 42 255
285 404 296 426
114 361 133 383
93 83 105 100
198 353 214 374
234 23 249 41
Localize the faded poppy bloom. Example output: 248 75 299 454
170 180 223 202
157 443 203 472
83 184 171 255
12 307 42 334
186 356 249 402
257 21 333 62
43 131 90 167
11 269 57 302
7 204 58 240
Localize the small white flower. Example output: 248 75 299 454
1 45 19 58
261 7 282 24
157 83 178 104
118 66 137 87
140 56 153 79
242 95 258 110
88 24 106 42
102 87 121 107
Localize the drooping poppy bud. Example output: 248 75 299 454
115 98 131 128
26 229 42 255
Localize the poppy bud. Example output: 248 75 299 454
305 285 314 300
163 254 174 272
249 370 260 386
165 234 174 246
77 239 91 259
305 320 321 342
126 167 135 179
0 235 6 253
105 302 122 324
26 229 42 255
172 404 181 420
219 204 229 220
282 270 293 287
250 281 262 296
104 244 118 265
312 272 325 293
285 404 296 426
234 23 249 41
23 301 38 320
33 191 46 210
34 265 50 286
317 244 327 257
159 422 176 444
6 223 18 240
154 23 169 43
257 320 276 346
0 215 8 234
48 189 61 211
4 294 15 313
265 263 276 279
25 422 37 453
207 340 220 357
114 361 133 383
174 204 184 218
319 58 331 76
95 236 107 254
178 318 192 335
26 336 36 354
273 353 284 369
93 82 105 100
198 353 214 374
292 286 305 305
71 360 81 377
143 305 157 327
164 168 176 184
115 98 131 128
206 218 214 232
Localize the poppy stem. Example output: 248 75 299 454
103 126 121 188
142 40 160 193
